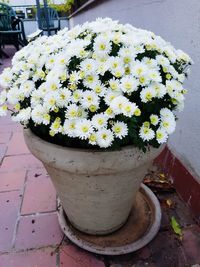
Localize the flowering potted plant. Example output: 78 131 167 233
0 18 192 235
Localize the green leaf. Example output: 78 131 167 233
171 216 182 237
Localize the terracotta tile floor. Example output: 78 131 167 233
0 46 200 267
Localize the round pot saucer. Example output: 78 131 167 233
57 183 161 255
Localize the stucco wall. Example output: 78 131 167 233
69 0 200 181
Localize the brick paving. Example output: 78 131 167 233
0 46 200 266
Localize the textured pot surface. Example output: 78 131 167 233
24 129 164 235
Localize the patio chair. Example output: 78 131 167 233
37 7 61 35
0 2 27 55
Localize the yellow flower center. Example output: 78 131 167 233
134 108 141 116
97 118 104 125
106 107 113 115
125 105 131 112
144 121 150 127
113 126 121 133
102 133 107 139
89 134 97 142
139 76 146 84
143 128 150 134
124 57 131 64
99 43 106 50
156 132 163 139
49 99 56 105
89 105 97 112
125 82 132 90
145 92 152 100
81 126 89 133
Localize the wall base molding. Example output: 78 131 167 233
154 146 200 224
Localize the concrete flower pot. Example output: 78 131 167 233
24 129 164 235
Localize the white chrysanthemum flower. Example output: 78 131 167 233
96 60 109 75
63 119 76 137
68 39 90 58
69 71 81 85
139 126 155 141
134 44 145 54
156 128 168 144
75 119 93 140
12 107 31 124
148 70 162 83
88 132 98 145
140 85 156 103
66 24 82 39
177 73 185 83
109 78 121 92
55 53 70 66
93 35 112 56
104 90 122 106
0 90 7 105
46 77 61 91
156 55 170 67
0 67 13 88
46 55 57 70
65 103 79 119
17 71 31 84
50 117 62 135
71 90 82 102
30 89 44 108
161 116 176 134
131 61 148 78
150 114 159 126
42 113 51 125
160 108 174 119
118 47 136 65
20 80 35 97
80 59 97 74
92 83 106 97
27 53 38 66
92 114 108 129
112 66 125 78
104 107 115 118
173 92 184 104
81 90 99 109
176 49 192 63
142 57 158 69
57 88 71 108
120 76 139 93
176 101 185 111
110 31 123 45
96 128 114 148
164 46 176 63
109 57 124 71
138 73 151 86
12 62 26 76
110 95 128 115
36 55 49 69
151 83 166 98
43 92 59 110
166 80 183 98
0 105 8 116
31 105 47 124
83 74 99 88
33 68 46 82
58 69 69 83
121 102 137 117
112 121 128 139
77 107 88 119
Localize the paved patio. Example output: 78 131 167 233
0 46 200 267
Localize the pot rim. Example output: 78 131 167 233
24 127 165 154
